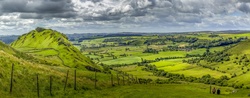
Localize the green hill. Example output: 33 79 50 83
226 40 250 88
0 30 249 97
192 39 250 88
0 41 110 97
0 41 43 63
11 27 97 69
227 40 250 55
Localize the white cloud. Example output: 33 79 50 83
0 0 250 34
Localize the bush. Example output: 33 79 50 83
35 27 46 32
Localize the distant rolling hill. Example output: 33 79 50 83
0 35 18 44
11 27 98 70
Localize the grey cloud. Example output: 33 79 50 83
0 0 250 34
0 0 75 19
238 0 250 3
49 0 240 26
237 3 250 13
35 0 73 13
19 13 43 19
1 0 28 12
0 0 238 22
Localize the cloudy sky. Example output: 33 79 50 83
0 0 250 35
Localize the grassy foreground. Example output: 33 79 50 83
83 83 249 98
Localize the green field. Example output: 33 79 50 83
79 32 250 89
2 28 250 97
84 83 249 98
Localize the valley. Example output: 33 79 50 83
0 28 250 97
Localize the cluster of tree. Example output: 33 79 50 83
138 57 185 66
120 53 130 57
85 66 101 72
142 64 231 87
208 34 219 38
188 37 247 48
125 48 130 51
165 46 180 51
182 58 201 64
143 36 198 46
126 40 143 46
163 46 193 51
164 37 246 51
203 51 231 63
185 54 202 57
80 44 116 50
155 57 184 61
101 62 140 68
183 48 231 64
103 38 125 43
154 78 180 84
143 48 159 54
233 54 250 66
166 36 198 43
144 39 166 45
138 78 153 84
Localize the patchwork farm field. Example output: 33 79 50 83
74 32 250 90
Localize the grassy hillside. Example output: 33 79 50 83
1 31 250 97
185 39 250 88
84 83 249 98
0 41 48 64
11 27 97 69
225 40 250 88
228 40 250 55
0 42 112 97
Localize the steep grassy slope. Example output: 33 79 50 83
11 28 96 69
0 41 46 64
191 40 250 88
228 40 250 55
225 40 250 88
0 41 111 97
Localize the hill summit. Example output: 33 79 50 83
11 27 96 69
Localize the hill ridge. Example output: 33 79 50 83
11 27 98 69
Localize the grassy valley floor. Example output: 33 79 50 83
83 83 249 98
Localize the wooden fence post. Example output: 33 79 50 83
37 74 39 97
50 76 52 96
135 77 138 84
127 75 130 85
210 85 211 94
10 64 14 94
131 75 134 84
95 71 97 89
64 70 69 91
117 73 119 85
111 74 114 86
122 74 125 85
74 70 76 90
